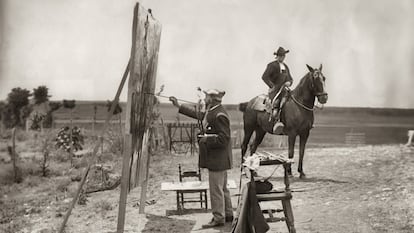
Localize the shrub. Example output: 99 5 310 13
55 126 84 152
0 165 22 185
25 176 42 187
56 177 71 193
94 200 113 213
105 127 123 155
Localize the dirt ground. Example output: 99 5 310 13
1 140 414 233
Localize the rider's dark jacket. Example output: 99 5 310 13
262 61 293 99
178 104 233 171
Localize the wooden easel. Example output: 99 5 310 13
58 3 161 233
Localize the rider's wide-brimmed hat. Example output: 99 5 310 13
274 46 289 56
203 89 225 101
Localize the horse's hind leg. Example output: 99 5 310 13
250 128 266 155
298 131 310 179
241 121 255 157
287 134 297 176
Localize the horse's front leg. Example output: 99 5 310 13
298 131 310 179
250 128 266 155
287 134 296 176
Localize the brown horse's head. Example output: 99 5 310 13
306 64 328 104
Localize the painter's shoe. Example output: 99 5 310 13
202 218 225 228
273 122 285 135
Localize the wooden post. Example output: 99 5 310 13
69 109 73 167
117 134 132 232
11 127 18 182
93 104 97 135
40 118 44 133
139 130 150 213
117 2 161 232
160 118 169 151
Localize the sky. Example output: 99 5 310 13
1 0 414 108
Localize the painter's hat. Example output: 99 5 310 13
203 89 226 102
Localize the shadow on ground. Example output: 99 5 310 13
191 223 233 233
166 208 209 216
142 214 196 233
291 176 350 184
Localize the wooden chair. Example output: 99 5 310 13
176 164 208 212
253 159 296 233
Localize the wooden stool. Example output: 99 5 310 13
254 160 296 233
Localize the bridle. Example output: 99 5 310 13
292 69 327 111
309 69 327 98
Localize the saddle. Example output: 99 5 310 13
249 94 267 112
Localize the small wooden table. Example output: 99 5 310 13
161 180 237 212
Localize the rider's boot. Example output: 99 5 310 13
265 98 273 115
269 98 280 121
272 97 287 134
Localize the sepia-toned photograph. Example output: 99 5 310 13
1 0 413 232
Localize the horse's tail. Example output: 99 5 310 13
239 102 248 112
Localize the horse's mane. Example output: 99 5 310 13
292 72 311 95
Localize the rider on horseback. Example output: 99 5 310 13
261 46 293 134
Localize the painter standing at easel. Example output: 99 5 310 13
169 89 233 228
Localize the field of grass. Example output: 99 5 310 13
50 101 414 145
1 130 414 232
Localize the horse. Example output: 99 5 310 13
239 64 328 178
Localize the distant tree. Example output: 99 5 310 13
33 85 50 104
43 101 62 128
49 101 62 111
2 88 31 128
7 87 31 108
0 101 5 124
1 104 14 128
63 99 76 109
20 105 33 129
0 101 6 133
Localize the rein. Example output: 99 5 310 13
291 95 316 111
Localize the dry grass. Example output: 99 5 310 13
94 199 113 213
1 126 413 233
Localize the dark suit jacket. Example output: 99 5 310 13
261 60 293 92
179 104 233 171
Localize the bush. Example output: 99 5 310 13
0 160 40 185
105 127 123 155
13 129 29 142
72 156 88 169
56 177 71 193
55 126 84 152
54 149 71 163
20 160 39 176
0 165 22 185
24 176 42 187
94 200 113 213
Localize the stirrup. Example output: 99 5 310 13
273 122 284 135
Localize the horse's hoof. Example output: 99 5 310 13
299 173 306 179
